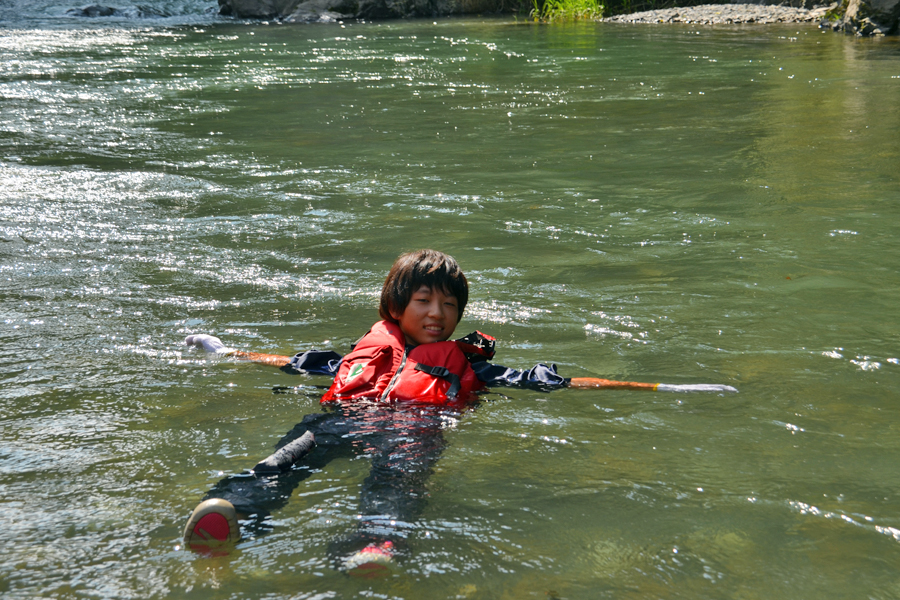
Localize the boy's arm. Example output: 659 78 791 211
231 350 292 367
185 334 292 366
471 360 737 393
471 361 569 390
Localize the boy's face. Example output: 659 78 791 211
391 285 460 346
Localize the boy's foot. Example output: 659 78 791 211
183 498 240 552
345 540 395 579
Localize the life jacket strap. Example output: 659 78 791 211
414 363 461 399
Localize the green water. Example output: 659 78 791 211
2 16 900 599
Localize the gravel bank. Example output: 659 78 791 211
603 3 833 24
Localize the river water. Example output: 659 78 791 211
2 2 900 598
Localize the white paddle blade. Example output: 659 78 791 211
185 334 235 355
656 383 738 393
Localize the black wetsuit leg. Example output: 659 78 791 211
202 411 354 531
327 408 449 558
203 406 453 557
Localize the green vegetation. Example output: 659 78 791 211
530 0 604 21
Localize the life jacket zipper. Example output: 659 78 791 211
379 345 410 403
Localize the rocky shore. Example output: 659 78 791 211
602 3 832 25
602 1 897 35
66 0 900 35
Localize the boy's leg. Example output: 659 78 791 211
188 411 354 541
331 409 449 570
358 417 447 524
186 405 456 570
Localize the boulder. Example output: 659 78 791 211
218 0 304 18
66 4 168 17
66 5 118 17
354 0 505 19
283 0 355 21
824 0 900 35
220 0 510 19
217 0 900 34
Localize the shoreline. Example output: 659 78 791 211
603 3 833 25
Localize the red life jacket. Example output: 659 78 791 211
321 321 493 407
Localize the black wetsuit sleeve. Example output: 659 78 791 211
281 350 343 377
471 361 570 390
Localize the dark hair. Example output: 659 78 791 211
380 249 468 324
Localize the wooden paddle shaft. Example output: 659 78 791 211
569 377 658 391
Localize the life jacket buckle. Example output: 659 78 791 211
414 363 461 399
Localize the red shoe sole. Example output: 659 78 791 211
191 513 231 544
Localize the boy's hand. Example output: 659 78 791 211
185 334 235 355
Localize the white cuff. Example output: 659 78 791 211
185 334 236 355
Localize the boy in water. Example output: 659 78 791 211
183 249 734 574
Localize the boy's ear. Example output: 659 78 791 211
387 303 403 321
